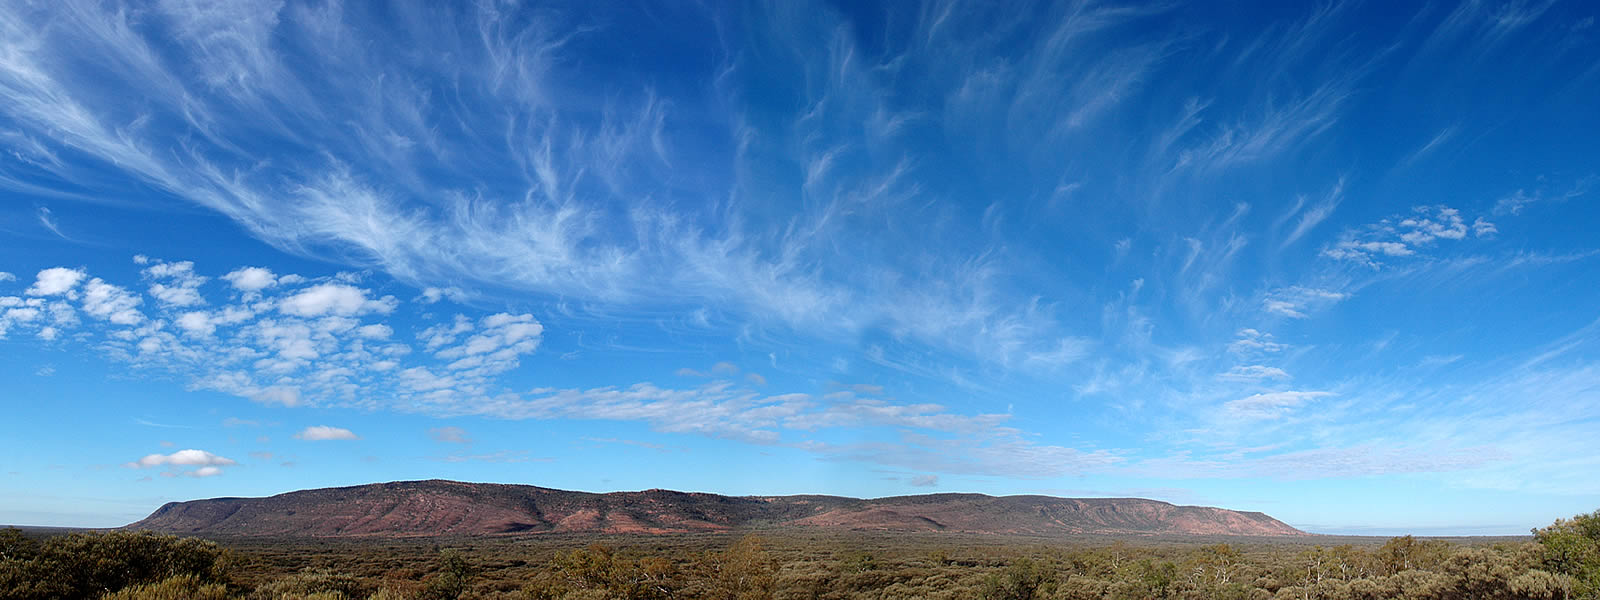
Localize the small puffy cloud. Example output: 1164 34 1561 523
1223 391 1332 421
26 267 85 296
1324 205 1489 266
143 260 207 307
910 474 939 487
280 283 395 317
222 267 279 292
191 466 224 477
176 311 215 337
418 287 465 304
711 361 739 375
295 425 360 440
126 449 237 469
428 426 471 443
0 272 15 282
82 278 144 324
356 324 392 339
746 373 767 386
1397 207 1468 244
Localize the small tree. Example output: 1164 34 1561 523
1534 509 1600 598
978 558 1057 600
418 549 475 600
703 535 776 600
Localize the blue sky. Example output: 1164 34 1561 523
0 0 1597 536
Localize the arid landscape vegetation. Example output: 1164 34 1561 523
2 482 1598 599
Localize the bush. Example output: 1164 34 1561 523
101 574 229 600
0 529 229 600
417 550 474 600
1534 509 1600 598
977 558 1055 600
248 568 370 600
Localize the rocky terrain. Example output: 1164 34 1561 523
126 479 1306 537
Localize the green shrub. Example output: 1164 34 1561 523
100 574 229 600
0 529 229 600
978 558 1056 600
248 568 369 600
1534 509 1600 598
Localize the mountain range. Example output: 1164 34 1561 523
126 480 1306 537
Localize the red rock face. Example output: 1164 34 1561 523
125 480 1305 538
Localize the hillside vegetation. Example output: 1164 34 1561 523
2 509 1597 600
126 480 1302 537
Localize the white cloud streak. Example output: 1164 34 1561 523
294 425 360 441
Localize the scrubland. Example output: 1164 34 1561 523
3 509 1598 600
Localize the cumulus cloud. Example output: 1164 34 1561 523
1323 206 1492 266
125 449 237 470
142 260 208 307
280 283 396 317
26 268 85 297
176 311 215 337
294 425 360 440
357 324 392 339
81 279 144 325
4 260 1119 480
418 287 465 304
222 267 278 292
0 263 544 418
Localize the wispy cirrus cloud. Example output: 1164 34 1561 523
0 0 1088 376
1222 390 1331 421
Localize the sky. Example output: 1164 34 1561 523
0 0 1597 536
